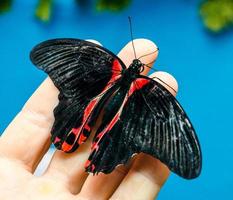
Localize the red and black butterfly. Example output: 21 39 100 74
30 38 202 179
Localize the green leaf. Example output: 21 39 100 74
35 0 53 22
200 0 233 33
0 0 12 13
96 0 131 11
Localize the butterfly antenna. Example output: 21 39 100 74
128 16 137 59
138 47 159 72
138 48 159 60
143 63 158 72
143 55 159 72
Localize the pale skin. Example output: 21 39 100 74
0 39 179 200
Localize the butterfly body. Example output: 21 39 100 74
30 38 202 179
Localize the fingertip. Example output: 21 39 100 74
132 38 158 54
150 71 178 96
118 38 158 72
86 39 103 46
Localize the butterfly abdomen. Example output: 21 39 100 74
95 86 128 132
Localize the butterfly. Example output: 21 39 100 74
30 38 202 179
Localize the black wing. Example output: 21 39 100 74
85 77 202 179
30 38 125 152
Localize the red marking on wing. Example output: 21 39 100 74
84 99 98 118
112 59 122 72
54 137 61 143
78 133 88 145
61 142 72 152
85 160 96 172
84 124 91 132
71 127 80 136
91 142 99 152
85 113 121 170
85 160 91 168
100 59 122 92
129 78 150 96
61 98 99 152
91 164 96 172
91 113 120 152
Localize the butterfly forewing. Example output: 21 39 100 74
30 39 125 152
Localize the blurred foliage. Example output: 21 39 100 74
0 0 12 13
75 0 90 8
96 0 131 11
200 0 233 33
1 0 233 33
35 0 53 22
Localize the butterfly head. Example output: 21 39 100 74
129 59 144 74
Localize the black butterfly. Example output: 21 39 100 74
30 38 202 179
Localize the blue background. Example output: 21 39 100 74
1 0 233 199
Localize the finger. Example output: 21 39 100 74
0 77 58 172
77 39 159 200
150 71 178 96
110 72 178 200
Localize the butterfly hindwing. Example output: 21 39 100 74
30 39 125 152
85 77 202 179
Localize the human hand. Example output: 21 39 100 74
0 39 178 200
